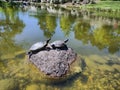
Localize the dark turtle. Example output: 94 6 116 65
50 39 69 50
27 38 51 58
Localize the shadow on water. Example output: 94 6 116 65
106 59 120 66
105 57 120 66
15 52 26 59
49 72 82 86
94 61 103 65
34 72 88 87
80 58 87 71
43 58 88 87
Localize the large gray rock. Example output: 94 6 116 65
29 48 77 77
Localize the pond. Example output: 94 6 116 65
0 5 120 90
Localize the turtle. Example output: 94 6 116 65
50 39 69 50
27 38 51 58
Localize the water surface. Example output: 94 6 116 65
0 6 120 90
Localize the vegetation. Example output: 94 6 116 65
0 7 25 56
82 1 120 11
0 0 19 7
0 3 120 90
29 7 120 54
0 1 9 7
1 0 120 12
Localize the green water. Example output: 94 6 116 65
0 6 120 90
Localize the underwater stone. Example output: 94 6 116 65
0 78 19 90
28 48 77 77
26 84 40 90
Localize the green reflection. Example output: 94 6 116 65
60 14 75 36
0 7 25 59
45 15 56 36
33 10 56 38
73 18 120 53
74 19 91 44
92 24 120 53
29 6 120 54
0 7 25 89
0 6 120 90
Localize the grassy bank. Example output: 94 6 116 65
81 1 120 11
1 1 120 12
0 1 19 8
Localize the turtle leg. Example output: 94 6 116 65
28 51 33 59
26 50 31 55
64 39 69 43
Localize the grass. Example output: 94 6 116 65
0 1 19 8
80 1 120 11
81 1 120 18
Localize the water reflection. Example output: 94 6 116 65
38 14 56 38
60 14 76 36
29 5 120 54
0 7 25 59
74 19 91 44
0 6 120 90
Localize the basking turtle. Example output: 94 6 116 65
50 39 69 50
27 38 51 58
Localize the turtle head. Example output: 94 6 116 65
26 51 33 59
51 44 56 49
64 39 69 43
27 51 32 55
44 38 51 48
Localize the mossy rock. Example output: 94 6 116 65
26 84 40 90
0 78 19 90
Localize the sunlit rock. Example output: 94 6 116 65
28 48 77 77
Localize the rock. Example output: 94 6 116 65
0 78 19 90
0 72 3 80
73 66 82 73
26 84 40 90
29 48 77 77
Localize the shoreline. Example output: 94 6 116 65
1 1 120 12
28 1 120 12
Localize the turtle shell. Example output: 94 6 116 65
51 40 65 47
29 42 46 51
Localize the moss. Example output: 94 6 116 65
82 1 120 11
0 78 19 90
26 84 40 90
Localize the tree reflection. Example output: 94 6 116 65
0 7 25 59
34 6 120 54
74 18 120 53
60 14 75 36
46 15 56 37
34 9 56 38
92 24 120 54
38 14 56 38
39 15 56 38
74 19 91 44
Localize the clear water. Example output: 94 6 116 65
0 6 120 90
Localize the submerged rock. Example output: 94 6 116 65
28 48 77 77
26 84 40 90
0 78 19 90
